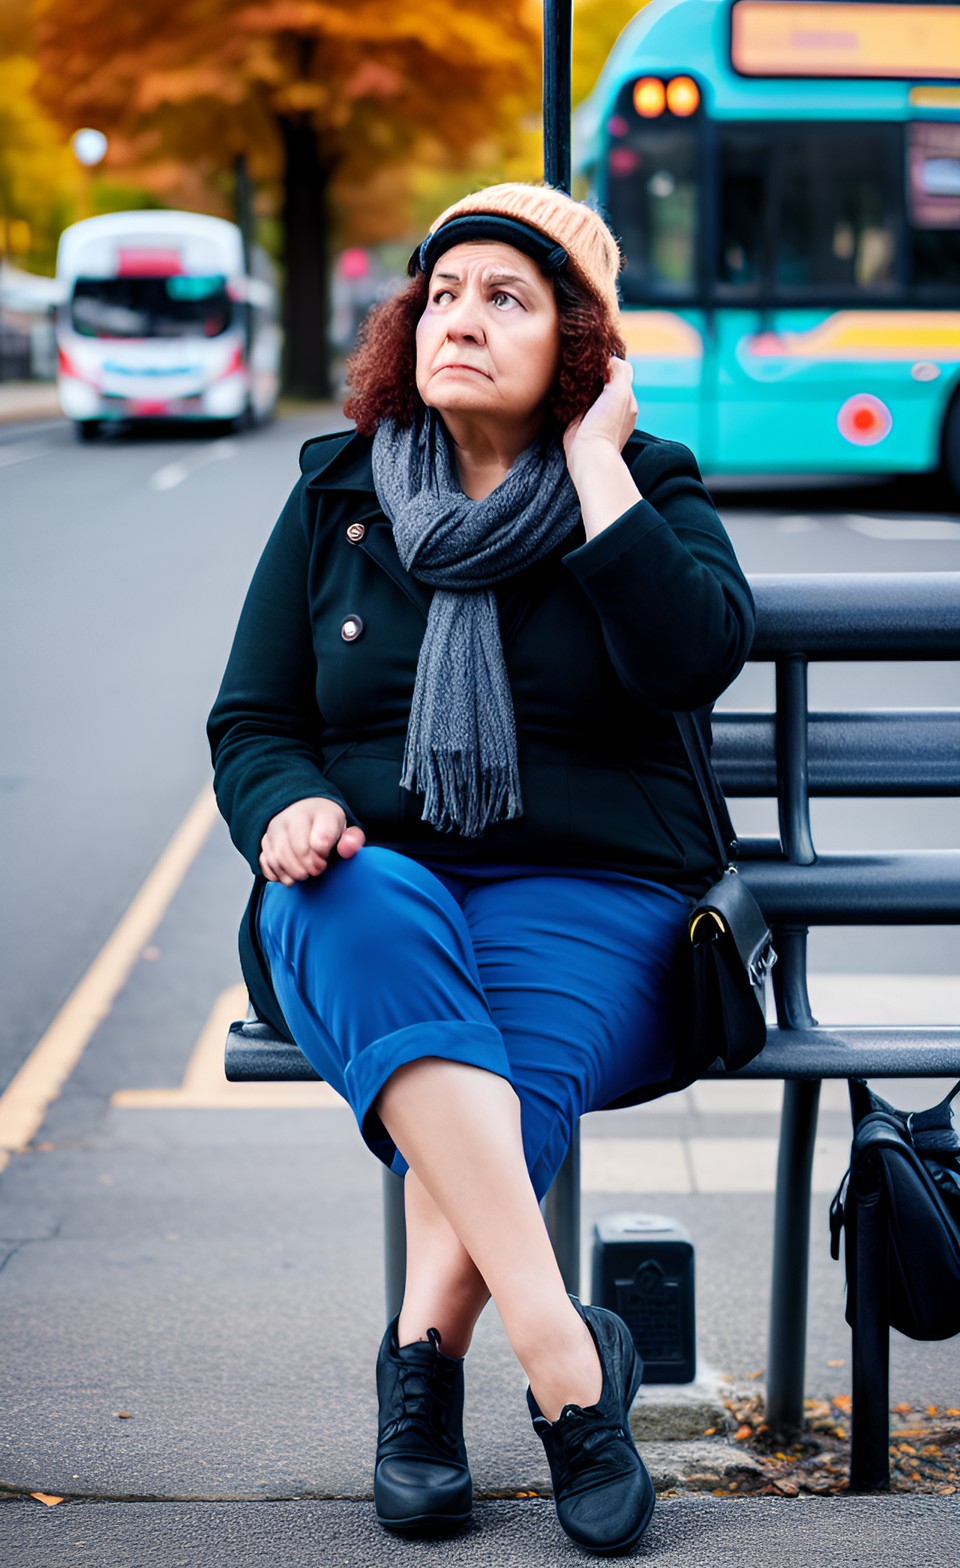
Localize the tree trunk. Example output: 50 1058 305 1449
279 116 333 399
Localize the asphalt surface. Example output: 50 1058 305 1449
3 1496 959 1568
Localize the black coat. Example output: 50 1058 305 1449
208 427 755 1039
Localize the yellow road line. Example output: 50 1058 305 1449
0 784 219 1172
111 982 346 1109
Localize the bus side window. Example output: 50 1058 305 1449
718 130 768 287
775 126 899 294
908 122 960 289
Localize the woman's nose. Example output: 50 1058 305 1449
445 292 485 343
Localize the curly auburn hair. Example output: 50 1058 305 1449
343 265 627 438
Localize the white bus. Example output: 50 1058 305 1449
56 211 281 438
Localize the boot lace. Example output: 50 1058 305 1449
539 1405 637 1497
381 1347 462 1460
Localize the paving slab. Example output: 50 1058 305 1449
2 1496 958 1568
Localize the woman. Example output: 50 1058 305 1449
208 183 754 1554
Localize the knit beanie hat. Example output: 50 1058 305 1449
409 182 622 324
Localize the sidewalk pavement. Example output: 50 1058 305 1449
1 821 958 1564
0 381 61 423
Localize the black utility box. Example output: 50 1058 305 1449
590 1212 696 1384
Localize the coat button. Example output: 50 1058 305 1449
346 522 366 543
340 615 364 642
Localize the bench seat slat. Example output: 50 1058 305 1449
740 851 960 922
704 1027 960 1080
751 573 960 659
226 1021 960 1086
713 711 960 796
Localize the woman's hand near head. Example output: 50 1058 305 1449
563 357 642 542
563 356 637 465
259 797 366 886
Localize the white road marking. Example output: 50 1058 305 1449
0 441 50 470
147 438 239 492
842 515 960 541
776 516 822 533
0 786 219 1174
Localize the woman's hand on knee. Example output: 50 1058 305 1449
259 797 365 885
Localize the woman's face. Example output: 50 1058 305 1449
415 242 561 431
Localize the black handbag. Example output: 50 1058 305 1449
673 711 776 1079
830 1079 960 1341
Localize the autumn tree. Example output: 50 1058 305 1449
33 0 544 396
0 0 80 273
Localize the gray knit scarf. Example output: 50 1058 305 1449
371 411 581 837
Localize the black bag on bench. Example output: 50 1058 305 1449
830 1079 960 1341
674 711 776 1078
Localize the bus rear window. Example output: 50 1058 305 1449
71 276 232 339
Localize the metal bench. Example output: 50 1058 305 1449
225 571 960 1491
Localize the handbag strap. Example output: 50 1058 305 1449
674 710 738 869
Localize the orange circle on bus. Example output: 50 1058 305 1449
633 77 666 118
837 393 892 446
666 76 700 116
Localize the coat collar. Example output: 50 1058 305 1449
300 427 432 617
300 427 377 492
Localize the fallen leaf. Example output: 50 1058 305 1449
946 1409 960 1417
114 1411 133 1419
827 1359 845 1368
734 1425 752 1441
703 1427 716 1436
927 1406 938 1417
936 1485 957 1495
832 1395 852 1412
749 1370 764 1380
774 1480 799 1496
30 1494 63 1507
893 1402 912 1415
898 1444 917 1456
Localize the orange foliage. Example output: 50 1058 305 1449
32 0 544 242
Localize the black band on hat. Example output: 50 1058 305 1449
407 214 568 279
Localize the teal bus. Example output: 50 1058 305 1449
575 0 960 491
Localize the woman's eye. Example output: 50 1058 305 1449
492 292 518 309
432 289 454 305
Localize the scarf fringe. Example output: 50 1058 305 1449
401 746 523 839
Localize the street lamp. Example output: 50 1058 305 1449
71 129 108 220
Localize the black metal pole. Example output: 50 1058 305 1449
543 0 573 193
539 4 575 1292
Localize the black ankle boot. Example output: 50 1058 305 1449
374 1317 472 1535
527 1299 654 1555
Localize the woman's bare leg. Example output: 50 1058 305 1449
398 1170 490 1357
377 1058 601 1420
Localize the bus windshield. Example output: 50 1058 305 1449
71 275 233 340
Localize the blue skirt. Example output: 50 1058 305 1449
257 846 689 1199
